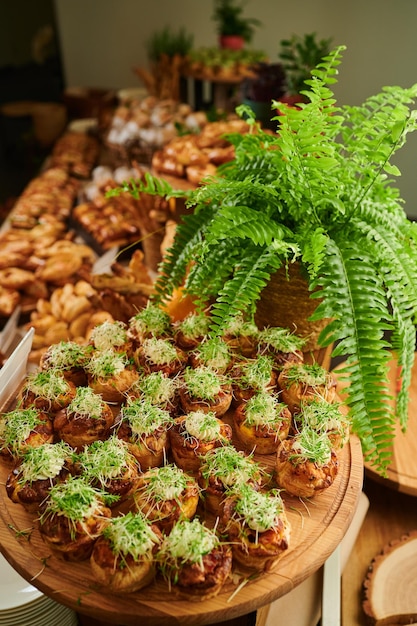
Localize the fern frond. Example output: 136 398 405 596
310 238 395 472
106 171 188 200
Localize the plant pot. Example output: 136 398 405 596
241 98 276 130
254 263 332 368
219 35 244 50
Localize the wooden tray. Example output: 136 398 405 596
0 432 363 626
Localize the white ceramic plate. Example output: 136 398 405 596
0 553 42 610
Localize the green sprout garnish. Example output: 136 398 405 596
223 315 259 338
258 327 305 353
39 476 116 534
142 464 189 502
281 363 330 387
182 366 223 400
0 407 45 454
243 391 288 428
77 436 136 482
289 426 333 465
158 518 219 569
89 320 128 351
23 370 71 398
300 398 350 440
137 371 177 405
102 511 160 560
233 484 284 533
129 304 171 337
176 312 210 340
193 336 231 371
236 355 274 390
18 441 73 484
43 341 91 370
183 411 221 442
86 349 128 379
67 387 106 420
200 446 261 488
141 337 179 365
121 398 173 437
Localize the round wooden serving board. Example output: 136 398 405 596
363 530 417 625
0 431 363 626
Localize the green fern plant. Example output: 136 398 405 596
113 46 417 474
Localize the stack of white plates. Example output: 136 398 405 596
0 553 78 626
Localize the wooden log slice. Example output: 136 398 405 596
363 530 417 625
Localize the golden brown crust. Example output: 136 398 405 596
178 385 233 418
233 402 292 455
169 416 232 473
19 379 77 413
275 438 339 498
6 467 70 513
87 367 139 403
53 403 115 451
278 369 337 413
90 534 159 592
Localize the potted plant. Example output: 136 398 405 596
111 46 417 475
278 32 333 106
212 0 261 49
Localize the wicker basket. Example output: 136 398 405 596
254 263 332 368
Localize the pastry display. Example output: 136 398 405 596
19 369 77 413
85 348 139 403
0 407 54 459
48 131 100 179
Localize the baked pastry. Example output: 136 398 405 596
39 341 92 386
296 397 350 450
19 369 77 413
156 517 232 600
53 386 115 450
88 319 132 354
278 362 337 414
132 463 199 533
188 335 232 373
178 366 233 417
222 316 260 357
173 312 210 350
117 398 174 470
257 327 305 372
0 407 54 459
220 483 291 572
198 445 265 515
6 441 73 512
133 337 188 377
38 476 112 561
86 348 139 403
90 511 162 592
130 370 180 417
275 426 339 498
233 391 292 454
230 354 277 403
127 303 173 347
75 435 141 510
169 410 232 473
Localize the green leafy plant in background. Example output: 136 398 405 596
146 26 194 62
111 46 417 474
279 32 334 96
212 0 261 43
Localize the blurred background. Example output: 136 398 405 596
1 0 417 215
